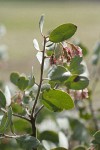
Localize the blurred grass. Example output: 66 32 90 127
0 1 100 106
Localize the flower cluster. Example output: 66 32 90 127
63 43 82 63
49 42 83 66
68 88 88 101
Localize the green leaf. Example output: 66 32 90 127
49 80 57 89
49 23 77 43
70 56 82 68
48 65 71 82
39 130 59 143
94 130 100 144
10 72 29 91
11 103 25 115
0 113 7 129
43 99 63 112
17 76 29 91
70 56 82 66
46 49 54 56
10 72 20 85
0 107 12 133
73 146 87 150
39 14 44 34
0 90 6 108
65 75 89 90
16 135 40 150
41 83 51 92
0 113 7 133
69 56 84 74
13 118 31 134
42 89 74 112
51 148 67 150
27 75 35 89
23 95 31 104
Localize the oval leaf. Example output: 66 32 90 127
10 72 20 85
42 89 74 112
17 76 29 91
65 75 89 90
69 56 84 75
39 130 59 143
16 135 40 149
13 118 31 134
42 100 63 112
0 90 6 108
0 107 12 133
49 23 77 43
27 75 35 89
48 65 71 82
11 103 24 115
33 39 40 51
0 113 8 133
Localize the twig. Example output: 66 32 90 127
34 105 44 118
0 108 31 123
12 113 31 122
4 134 20 138
31 36 46 119
0 107 7 113
0 134 21 139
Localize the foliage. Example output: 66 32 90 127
0 17 100 150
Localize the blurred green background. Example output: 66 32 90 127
0 0 100 105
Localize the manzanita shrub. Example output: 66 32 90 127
0 16 100 150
